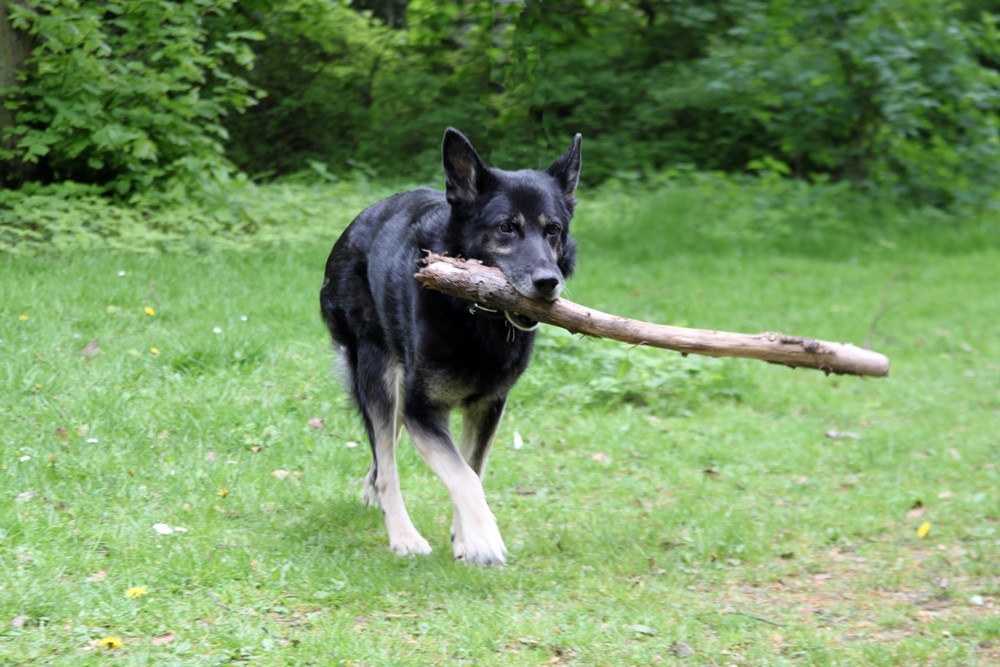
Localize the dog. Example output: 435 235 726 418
319 128 582 565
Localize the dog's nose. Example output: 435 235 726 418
532 274 561 299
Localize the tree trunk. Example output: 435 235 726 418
0 0 33 187
415 254 890 378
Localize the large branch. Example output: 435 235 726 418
415 254 890 378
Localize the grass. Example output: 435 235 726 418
1 177 998 665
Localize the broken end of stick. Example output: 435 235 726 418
759 333 890 377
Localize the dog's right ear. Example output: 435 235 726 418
443 128 489 207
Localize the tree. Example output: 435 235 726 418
0 0 261 198
0 0 34 187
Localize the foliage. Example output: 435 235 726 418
528 328 742 416
214 0 999 208
1 0 998 224
683 0 1000 207
0 0 261 197
0 176 403 254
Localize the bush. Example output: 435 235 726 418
1 0 262 198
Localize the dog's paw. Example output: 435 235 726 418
389 532 432 557
453 522 507 566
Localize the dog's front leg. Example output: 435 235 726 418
405 411 507 566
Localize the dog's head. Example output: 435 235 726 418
442 128 581 302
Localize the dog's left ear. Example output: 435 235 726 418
547 134 582 199
443 128 490 207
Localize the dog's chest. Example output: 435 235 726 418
417 323 533 407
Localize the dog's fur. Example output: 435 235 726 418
319 128 581 565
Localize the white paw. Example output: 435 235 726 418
389 531 432 557
453 517 506 566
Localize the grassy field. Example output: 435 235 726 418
1 178 998 665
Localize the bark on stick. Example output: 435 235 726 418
415 254 890 378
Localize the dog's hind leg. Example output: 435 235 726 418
459 396 507 478
405 400 507 566
452 396 507 556
354 346 430 557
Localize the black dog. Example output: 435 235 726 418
320 128 581 565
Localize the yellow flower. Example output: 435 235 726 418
98 636 124 649
150 347 160 356
18 314 29 321
217 488 230 498
917 522 931 538
144 306 156 317
125 586 148 598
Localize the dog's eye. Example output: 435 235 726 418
544 223 561 236
498 221 515 234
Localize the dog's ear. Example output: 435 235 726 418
547 134 582 199
443 128 489 207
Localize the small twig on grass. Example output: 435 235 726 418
728 609 786 628
208 589 239 615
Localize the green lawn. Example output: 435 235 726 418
2 180 998 665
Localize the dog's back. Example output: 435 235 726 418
320 128 581 565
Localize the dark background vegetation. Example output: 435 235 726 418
1 0 999 220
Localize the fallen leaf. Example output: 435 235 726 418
591 453 611 465
11 615 27 629
307 418 324 429
151 632 176 646
669 641 694 658
271 470 291 480
917 522 932 538
78 340 101 357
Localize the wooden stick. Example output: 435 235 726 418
415 254 890 378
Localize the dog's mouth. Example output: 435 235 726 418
504 310 539 332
